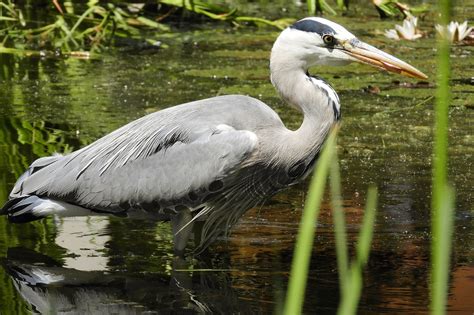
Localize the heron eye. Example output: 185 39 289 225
323 34 335 45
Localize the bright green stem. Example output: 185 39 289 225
432 7 451 216
355 186 377 266
318 0 337 15
234 16 285 30
329 151 349 298
431 185 455 315
336 0 346 10
308 0 316 15
431 0 454 312
283 129 337 315
64 5 97 43
338 186 377 315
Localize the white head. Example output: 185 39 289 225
271 17 427 79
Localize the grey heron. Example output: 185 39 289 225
1 18 427 256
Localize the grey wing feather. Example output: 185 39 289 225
13 99 259 212
61 128 257 211
10 155 62 197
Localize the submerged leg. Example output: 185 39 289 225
171 209 194 257
192 221 205 247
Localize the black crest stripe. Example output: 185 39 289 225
290 19 335 35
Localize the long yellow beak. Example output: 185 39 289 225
341 40 428 80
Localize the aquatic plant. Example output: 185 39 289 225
337 187 377 314
0 1 169 56
160 0 293 29
385 16 423 40
283 130 378 314
435 21 473 43
0 0 25 26
431 0 455 314
283 130 337 315
372 0 429 19
328 143 378 314
373 0 407 17
308 0 337 15
0 1 291 57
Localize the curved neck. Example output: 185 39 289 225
269 50 339 163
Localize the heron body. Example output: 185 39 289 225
1 18 426 255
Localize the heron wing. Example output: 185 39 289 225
15 102 259 213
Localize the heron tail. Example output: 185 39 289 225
1 195 47 223
2 155 65 223
9 155 62 199
1 195 95 223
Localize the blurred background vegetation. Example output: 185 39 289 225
0 0 433 56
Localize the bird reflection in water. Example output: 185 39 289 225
2 247 250 314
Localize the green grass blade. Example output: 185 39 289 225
376 3 397 16
0 16 18 21
336 0 346 10
431 186 455 314
432 0 451 215
283 129 337 315
308 0 316 15
339 263 361 315
0 2 17 16
66 5 97 42
431 0 454 312
319 0 337 15
355 186 377 266
338 186 377 315
329 151 349 298
234 16 287 30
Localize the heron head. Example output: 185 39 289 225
272 17 427 80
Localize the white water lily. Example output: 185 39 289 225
435 21 473 42
385 16 423 40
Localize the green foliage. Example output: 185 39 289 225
0 1 292 57
337 186 377 314
0 0 440 58
431 0 455 313
161 0 237 20
329 151 349 298
372 0 429 18
284 129 378 314
0 1 25 26
159 0 293 29
283 129 337 315
329 147 378 315
307 0 338 15
0 1 171 56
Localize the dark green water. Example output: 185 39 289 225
0 4 473 314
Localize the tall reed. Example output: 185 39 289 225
283 129 337 315
283 129 378 314
307 0 337 15
337 186 377 314
329 151 349 298
431 0 455 312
